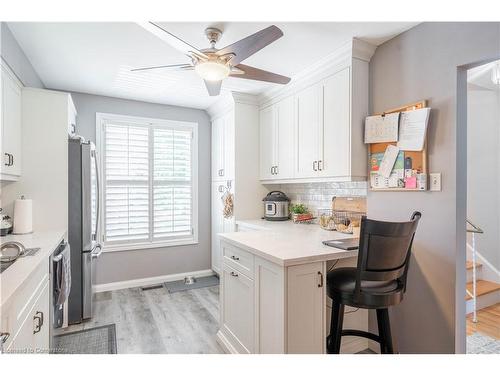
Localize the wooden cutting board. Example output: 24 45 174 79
331 196 366 213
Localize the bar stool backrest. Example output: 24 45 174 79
355 211 422 296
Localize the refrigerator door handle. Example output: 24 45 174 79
92 148 100 242
91 243 102 259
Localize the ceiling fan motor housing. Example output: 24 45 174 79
205 27 223 47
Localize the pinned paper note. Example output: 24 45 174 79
378 145 400 178
397 108 431 151
364 112 400 144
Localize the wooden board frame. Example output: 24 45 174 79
368 100 428 192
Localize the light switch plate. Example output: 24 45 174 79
430 173 441 191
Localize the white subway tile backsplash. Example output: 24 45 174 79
270 181 367 214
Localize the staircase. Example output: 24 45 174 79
466 220 500 318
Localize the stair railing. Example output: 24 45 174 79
466 219 483 323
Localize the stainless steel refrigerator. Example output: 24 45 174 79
68 138 102 324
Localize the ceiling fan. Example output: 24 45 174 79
133 22 291 96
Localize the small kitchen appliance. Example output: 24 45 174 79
0 208 13 236
263 191 290 221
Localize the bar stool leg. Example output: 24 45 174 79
376 309 387 353
328 300 345 354
377 309 394 354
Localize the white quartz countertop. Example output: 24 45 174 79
1 230 65 307
218 219 359 267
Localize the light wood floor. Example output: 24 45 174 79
466 303 500 340
58 285 224 354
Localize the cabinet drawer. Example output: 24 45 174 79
222 243 254 279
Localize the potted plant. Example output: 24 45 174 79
290 203 314 223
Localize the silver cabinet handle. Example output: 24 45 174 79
317 271 323 288
4 153 9 166
230 255 240 261
270 166 273 175
275 166 279 175
220 169 224 176
33 311 44 334
218 185 224 193
4 153 13 166
0 332 10 353
230 271 239 277
318 160 323 171
313 161 318 171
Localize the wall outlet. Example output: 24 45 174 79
430 173 441 191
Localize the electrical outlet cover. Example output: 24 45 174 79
430 173 441 191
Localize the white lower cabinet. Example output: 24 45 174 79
1 261 50 354
220 262 255 353
218 241 327 354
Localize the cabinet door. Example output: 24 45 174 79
296 83 321 178
211 182 225 274
1 66 22 178
286 262 325 353
319 67 350 177
259 105 275 180
5 281 49 354
221 262 255 353
255 257 285 353
275 96 295 179
222 111 235 181
211 117 225 181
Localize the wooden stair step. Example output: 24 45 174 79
466 261 482 270
466 280 500 300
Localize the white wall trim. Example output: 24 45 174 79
258 38 376 107
93 269 215 292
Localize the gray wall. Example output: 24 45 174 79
1 22 44 88
467 88 500 269
368 22 500 353
70 92 212 284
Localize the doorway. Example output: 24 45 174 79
464 60 500 353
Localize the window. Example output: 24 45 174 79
97 113 198 250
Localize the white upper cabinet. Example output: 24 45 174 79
295 83 322 179
1 63 23 180
259 95 294 181
259 58 368 183
211 110 234 182
275 96 295 179
259 105 275 180
319 67 351 178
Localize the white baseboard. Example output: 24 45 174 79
94 269 215 293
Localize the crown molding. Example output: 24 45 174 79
231 92 259 106
258 38 376 107
206 93 234 119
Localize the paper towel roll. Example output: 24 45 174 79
13 196 33 234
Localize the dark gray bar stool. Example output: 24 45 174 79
326 211 422 354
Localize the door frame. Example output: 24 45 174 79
456 55 500 354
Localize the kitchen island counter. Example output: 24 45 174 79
219 219 359 267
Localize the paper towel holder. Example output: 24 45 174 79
13 195 34 235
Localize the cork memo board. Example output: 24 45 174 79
368 100 428 191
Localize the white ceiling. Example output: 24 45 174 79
8 22 418 109
468 60 500 91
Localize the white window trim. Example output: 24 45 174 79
96 112 199 253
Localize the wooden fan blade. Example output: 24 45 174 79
216 25 283 66
204 80 222 96
131 63 193 72
231 64 291 84
138 22 208 60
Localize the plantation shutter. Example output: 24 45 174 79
153 128 192 238
102 119 194 246
104 123 150 242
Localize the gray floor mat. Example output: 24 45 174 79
164 275 219 293
53 324 117 354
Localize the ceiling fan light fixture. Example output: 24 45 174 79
492 63 500 85
195 61 230 81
